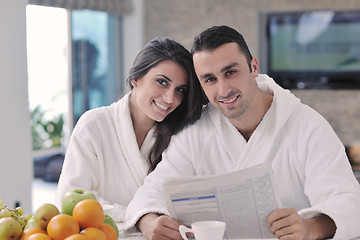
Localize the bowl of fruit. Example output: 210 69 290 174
0 189 119 240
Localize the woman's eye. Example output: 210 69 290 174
176 87 186 95
157 78 168 86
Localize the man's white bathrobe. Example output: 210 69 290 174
56 92 154 223
125 75 360 239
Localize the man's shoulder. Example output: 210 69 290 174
285 102 333 137
291 103 327 123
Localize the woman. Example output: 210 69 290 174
55 37 204 223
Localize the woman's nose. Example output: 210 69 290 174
163 89 175 103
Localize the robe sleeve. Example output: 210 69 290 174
295 107 360 239
55 111 128 222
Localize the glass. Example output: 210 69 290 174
71 10 123 125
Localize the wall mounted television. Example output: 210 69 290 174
260 10 360 89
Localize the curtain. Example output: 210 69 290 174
28 0 133 16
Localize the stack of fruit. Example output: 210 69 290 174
0 200 32 239
0 189 119 240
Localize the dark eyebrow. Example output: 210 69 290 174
199 73 214 80
199 62 239 80
157 74 188 88
157 74 172 82
221 63 238 73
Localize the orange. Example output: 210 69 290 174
47 214 80 240
80 227 106 240
27 233 51 240
64 234 87 240
99 223 117 240
20 227 47 240
72 199 105 229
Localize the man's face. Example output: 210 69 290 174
193 42 259 120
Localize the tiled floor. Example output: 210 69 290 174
32 178 58 213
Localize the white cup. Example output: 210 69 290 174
179 221 226 240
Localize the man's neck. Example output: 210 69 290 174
230 90 273 141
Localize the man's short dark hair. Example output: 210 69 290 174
191 25 253 70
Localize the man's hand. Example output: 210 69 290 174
136 213 183 240
266 208 336 240
267 208 307 239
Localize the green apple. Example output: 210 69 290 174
61 189 96 215
104 214 119 238
34 203 60 229
0 217 22 240
24 216 39 230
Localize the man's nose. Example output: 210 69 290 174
218 79 230 97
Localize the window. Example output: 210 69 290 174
26 5 69 151
71 10 123 126
26 5 124 152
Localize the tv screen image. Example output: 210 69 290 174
265 10 360 89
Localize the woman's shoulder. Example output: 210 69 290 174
74 103 122 135
78 105 112 124
78 93 129 125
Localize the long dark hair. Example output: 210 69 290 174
127 37 204 173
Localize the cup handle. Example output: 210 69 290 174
179 225 193 240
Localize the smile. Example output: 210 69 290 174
220 95 238 104
154 101 170 111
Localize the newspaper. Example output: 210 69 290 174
163 162 282 239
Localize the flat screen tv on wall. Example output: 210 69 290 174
264 10 360 89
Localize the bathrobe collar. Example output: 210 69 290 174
208 74 301 169
113 92 154 187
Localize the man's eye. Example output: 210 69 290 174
157 79 168 86
205 77 216 83
225 70 236 77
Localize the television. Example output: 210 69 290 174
261 10 360 89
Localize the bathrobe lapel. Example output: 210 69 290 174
209 75 301 170
112 92 153 187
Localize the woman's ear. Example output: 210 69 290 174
131 79 138 88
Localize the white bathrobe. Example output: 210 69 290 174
125 75 360 239
55 92 154 223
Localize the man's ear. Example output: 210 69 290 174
250 57 259 77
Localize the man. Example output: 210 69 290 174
125 25 360 240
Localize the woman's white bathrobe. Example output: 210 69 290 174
125 75 360 239
55 92 154 223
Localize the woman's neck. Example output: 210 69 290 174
129 94 155 148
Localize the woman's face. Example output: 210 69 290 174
131 60 189 123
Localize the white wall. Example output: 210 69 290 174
122 0 144 92
0 0 33 212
